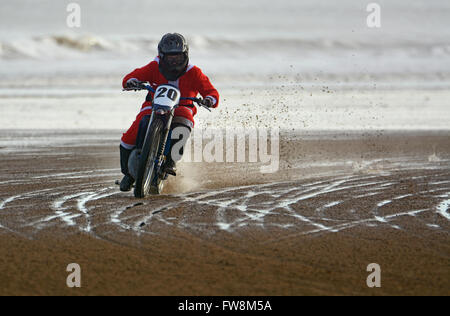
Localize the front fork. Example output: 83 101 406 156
142 110 174 177
156 113 173 172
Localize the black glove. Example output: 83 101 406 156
126 78 141 89
202 96 215 108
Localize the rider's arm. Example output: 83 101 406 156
192 67 220 108
122 61 157 88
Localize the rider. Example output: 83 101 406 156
119 33 219 192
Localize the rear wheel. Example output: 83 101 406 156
134 118 164 198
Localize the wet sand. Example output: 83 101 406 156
0 130 449 295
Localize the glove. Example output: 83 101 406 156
202 96 215 108
126 78 141 89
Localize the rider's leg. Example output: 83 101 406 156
135 115 151 150
119 145 134 191
164 115 193 176
119 109 152 191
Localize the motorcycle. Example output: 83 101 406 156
123 81 210 198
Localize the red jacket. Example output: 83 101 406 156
122 57 219 117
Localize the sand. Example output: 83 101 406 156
0 130 449 295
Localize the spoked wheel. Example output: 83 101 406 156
134 118 164 198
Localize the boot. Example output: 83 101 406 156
163 123 190 177
119 145 135 191
163 158 177 176
120 175 134 192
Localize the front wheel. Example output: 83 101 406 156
134 118 164 198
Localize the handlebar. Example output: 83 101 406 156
122 81 155 93
123 81 211 112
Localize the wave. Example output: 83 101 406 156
1 33 449 60
0 34 156 60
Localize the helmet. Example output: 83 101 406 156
157 33 189 81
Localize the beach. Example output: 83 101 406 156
0 0 449 296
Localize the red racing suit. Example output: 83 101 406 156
120 56 219 149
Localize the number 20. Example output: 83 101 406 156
156 87 178 101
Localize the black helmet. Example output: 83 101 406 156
158 33 189 81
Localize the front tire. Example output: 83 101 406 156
134 118 164 198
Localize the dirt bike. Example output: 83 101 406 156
123 81 210 198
